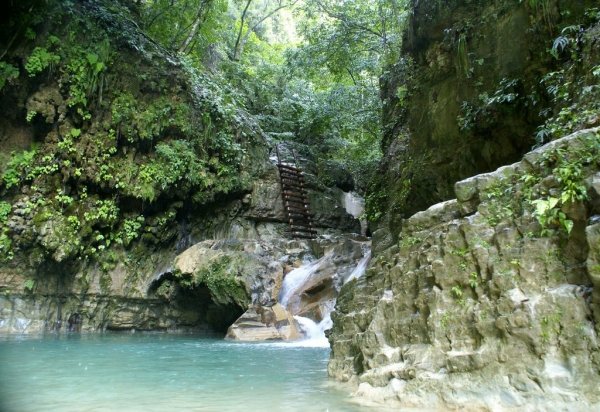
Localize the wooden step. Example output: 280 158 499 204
287 210 312 221
288 217 314 224
283 199 308 208
290 223 315 232
285 205 310 214
282 191 307 199
287 209 312 219
282 191 308 201
287 225 317 233
282 191 308 202
279 168 303 175
286 232 316 239
288 223 315 231
279 173 304 181
277 164 300 173
281 179 305 188
284 199 308 207
284 200 309 208
282 192 309 201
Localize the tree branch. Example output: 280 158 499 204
232 0 253 61
314 0 384 40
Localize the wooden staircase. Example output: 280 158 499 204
275 145 316 239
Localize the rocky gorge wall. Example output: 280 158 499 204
328 128 600 410
371 0 600 248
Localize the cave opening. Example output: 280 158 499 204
148 273 244 335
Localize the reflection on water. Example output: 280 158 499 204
0 333 370 412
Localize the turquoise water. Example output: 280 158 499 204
0 333 369 412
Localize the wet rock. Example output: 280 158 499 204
225 303 301 341
328 128 600 410
26 85 66 124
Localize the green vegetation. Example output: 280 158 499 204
0 0 413 265
25 46 60 77
176 255 249 308
23 279 36 292
540 307 563 343
534 6 600 145
480 132 599 236
0 0 597 282
0 62 19 90
2 149 37 189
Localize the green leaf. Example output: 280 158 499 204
86 53 98 65
563 219 574 234
532 199 549 215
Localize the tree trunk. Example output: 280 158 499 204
232 0 253 61
178 0 212 54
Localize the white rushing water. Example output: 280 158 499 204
280 247 371 346
278 253 332 307
344 250 371 284
341 191 368 236
341 191 365 219
292 315 333 348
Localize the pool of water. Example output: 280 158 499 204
0 333 370 412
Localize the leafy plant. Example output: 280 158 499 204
23 279 36 292
2 149 37 189
456 33 470 76
529 137 598 236
0 202 11 224
177 255 249 308
458 79 520 132
469 272 478 289
0 230 12 262
25 47 60 77
451 285 463 299
0 62 19 90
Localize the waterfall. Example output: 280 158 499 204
279 248 371 345
341 191 368 236
293 315 332 348
341 191 364 219
344 250 371 284
278 254 331 307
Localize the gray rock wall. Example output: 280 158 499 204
372 0 599 247
328 128 600 410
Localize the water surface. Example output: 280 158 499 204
0 333 369 412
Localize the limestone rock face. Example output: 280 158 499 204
373 0 600 244
328 129 600 410
173 238 287 307
225 304 301 341
242 152 361 233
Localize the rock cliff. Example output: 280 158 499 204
328 2 600 407
328 128 600 410
371 0 600 248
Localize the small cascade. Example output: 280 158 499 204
293 315 332 347
341 191 364 219
344 250 371 284
279 247 371 345
341 191 368 236
279 254 332 307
